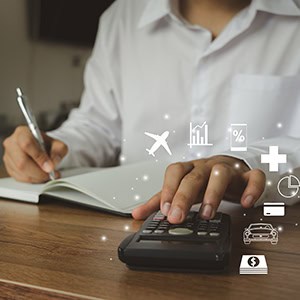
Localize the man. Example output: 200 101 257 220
3 0 300 224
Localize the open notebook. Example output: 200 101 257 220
0 161 167 216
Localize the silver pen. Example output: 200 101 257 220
16 88 55 181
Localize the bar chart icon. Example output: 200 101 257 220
188 122 213 148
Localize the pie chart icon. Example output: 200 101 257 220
277 175 300 198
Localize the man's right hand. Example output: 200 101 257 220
2 126 68 183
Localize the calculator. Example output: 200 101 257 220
118 211 231 272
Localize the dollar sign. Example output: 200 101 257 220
247 256 259 267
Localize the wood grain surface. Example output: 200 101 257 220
0 167 299 299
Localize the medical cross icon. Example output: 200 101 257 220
261 146 287 172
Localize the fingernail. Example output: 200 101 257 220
245 195 254 206
169 207 182 222
161 202 171 216
42 161 52 173
201 204 214 219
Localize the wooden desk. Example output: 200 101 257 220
0 168 299 299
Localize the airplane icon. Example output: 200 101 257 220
144 131 172 157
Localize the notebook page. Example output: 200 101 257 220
0 178 44 203
42 161 168 211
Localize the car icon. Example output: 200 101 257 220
243 223 278 245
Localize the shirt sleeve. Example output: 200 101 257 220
221 136 300 206
47 6 122 169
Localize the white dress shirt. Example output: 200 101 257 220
49 0 300 205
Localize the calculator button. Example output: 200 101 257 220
146 225 157 229
158 226 169 230
198 226 208 231
154 229 165 234
147 222 159 227
209 232 220 237
186 212 196 221
210 214 222 223
142 230 153 234
168 228 193 235
197 231 208 236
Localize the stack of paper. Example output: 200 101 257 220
239 255 268 274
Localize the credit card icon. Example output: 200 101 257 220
263 202 285 217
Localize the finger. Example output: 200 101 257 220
5 144 50 183
160 162 194 216
241 169 266 208
49 139 68 167
4 153 41 183
16 131 54 173
132 192 161 220
43 133 68 167
201 164 233 220
167 165 209 224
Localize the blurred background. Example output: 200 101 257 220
0 0 114 165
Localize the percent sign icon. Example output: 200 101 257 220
233 129 246 142
230 124 247 151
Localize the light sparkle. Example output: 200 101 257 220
134 194 141 201
142 174 149 181
277 123 283 129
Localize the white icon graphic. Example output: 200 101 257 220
188 122 213 148
243 223 278 245
261 146 287 172
263 202 285 217
144 131 172 157
277 174 300 198
240 255 268 275
230 124 247 151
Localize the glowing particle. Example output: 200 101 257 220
214 170 220 176
164 114 170 120
277 226 283 232
262 137 265 140
134 194 141 201
196 152 201 158
243 213 246 217
277 123 283 129
123 138 127 142
234 163 240 169
182 156 186 160
124 225 130 231
142 174 149 181
260 218 263 221
120 155 126 162
267 180 272 186
295 223 298 226
110 258 113 261
131 187 134 191
288 169 293 174
101 235 107 242
113 196 116 200
173 130 176 133
135 177 139 181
